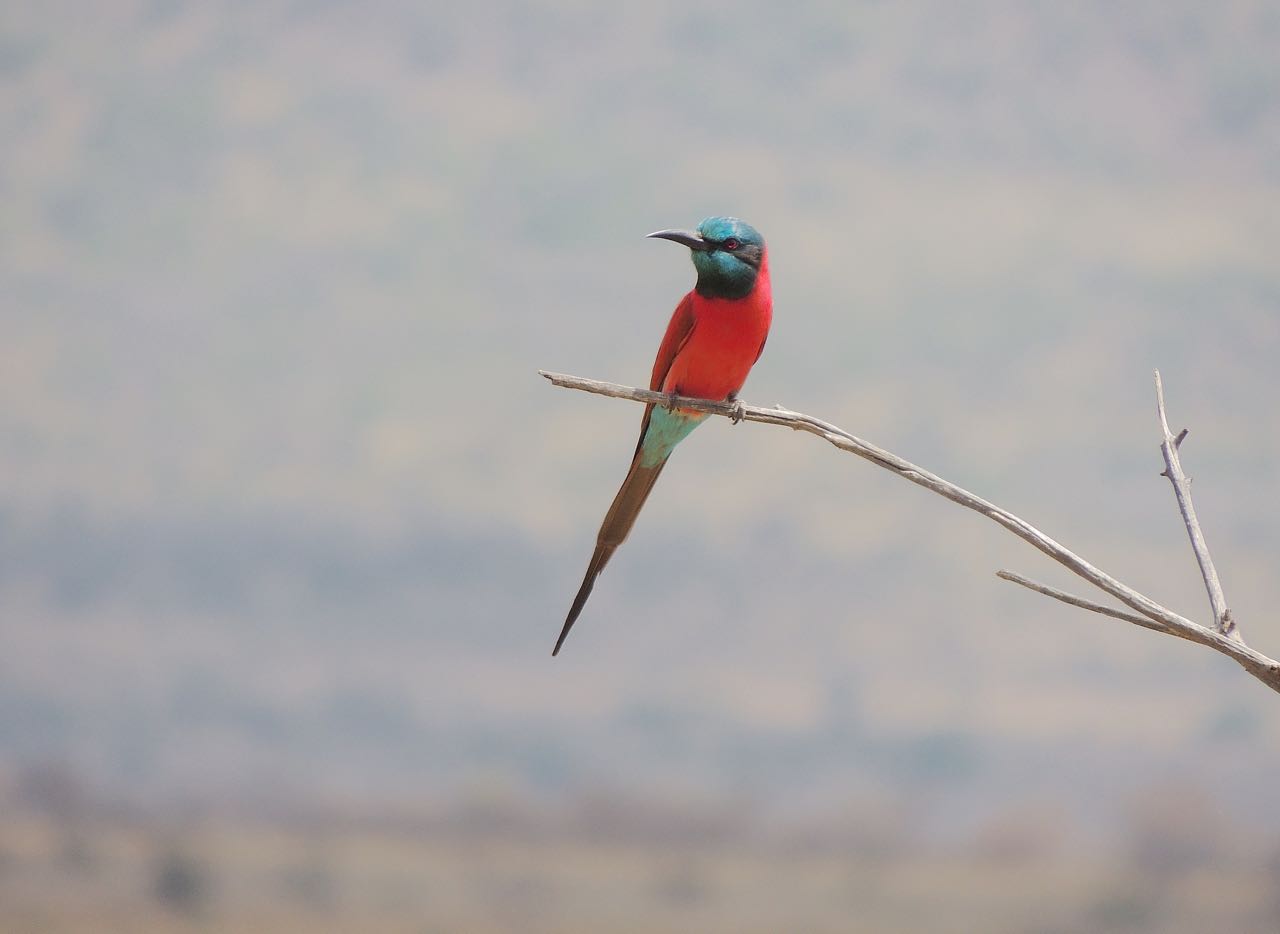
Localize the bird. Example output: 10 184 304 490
553 216 773 655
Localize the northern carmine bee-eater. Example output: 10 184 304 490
553 217 773 655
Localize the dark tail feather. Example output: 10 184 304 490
553 454 670 655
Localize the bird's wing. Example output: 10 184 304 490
633 292 696 456
649 292 697 391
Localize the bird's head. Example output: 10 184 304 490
647 216 766 300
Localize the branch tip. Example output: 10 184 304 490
996 569 1171 633
1155 375 1238 642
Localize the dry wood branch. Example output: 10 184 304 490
540 369 1280 694
1155 370 1239 642
996 571 1170 634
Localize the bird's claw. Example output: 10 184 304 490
727 396 746 424
665 391 680 413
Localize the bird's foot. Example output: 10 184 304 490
727 394 746 424
665 390 680 413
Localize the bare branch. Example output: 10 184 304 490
540 369 1280 694
1154 369 1239 642
996 571 1170 634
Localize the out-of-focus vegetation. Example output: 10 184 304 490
2 770 1279 934
2 1 1279 929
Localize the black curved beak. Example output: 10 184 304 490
646 228 708 251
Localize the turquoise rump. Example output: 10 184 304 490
636 407 706 469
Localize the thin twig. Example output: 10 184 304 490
996 569 1265 670
540 369 1280 694
996 570 1170 634
1155 369 1239 642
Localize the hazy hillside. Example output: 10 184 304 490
2 0 1278 844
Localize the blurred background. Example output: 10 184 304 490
3 1 1280 931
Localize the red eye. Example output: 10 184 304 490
723 237 740 251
